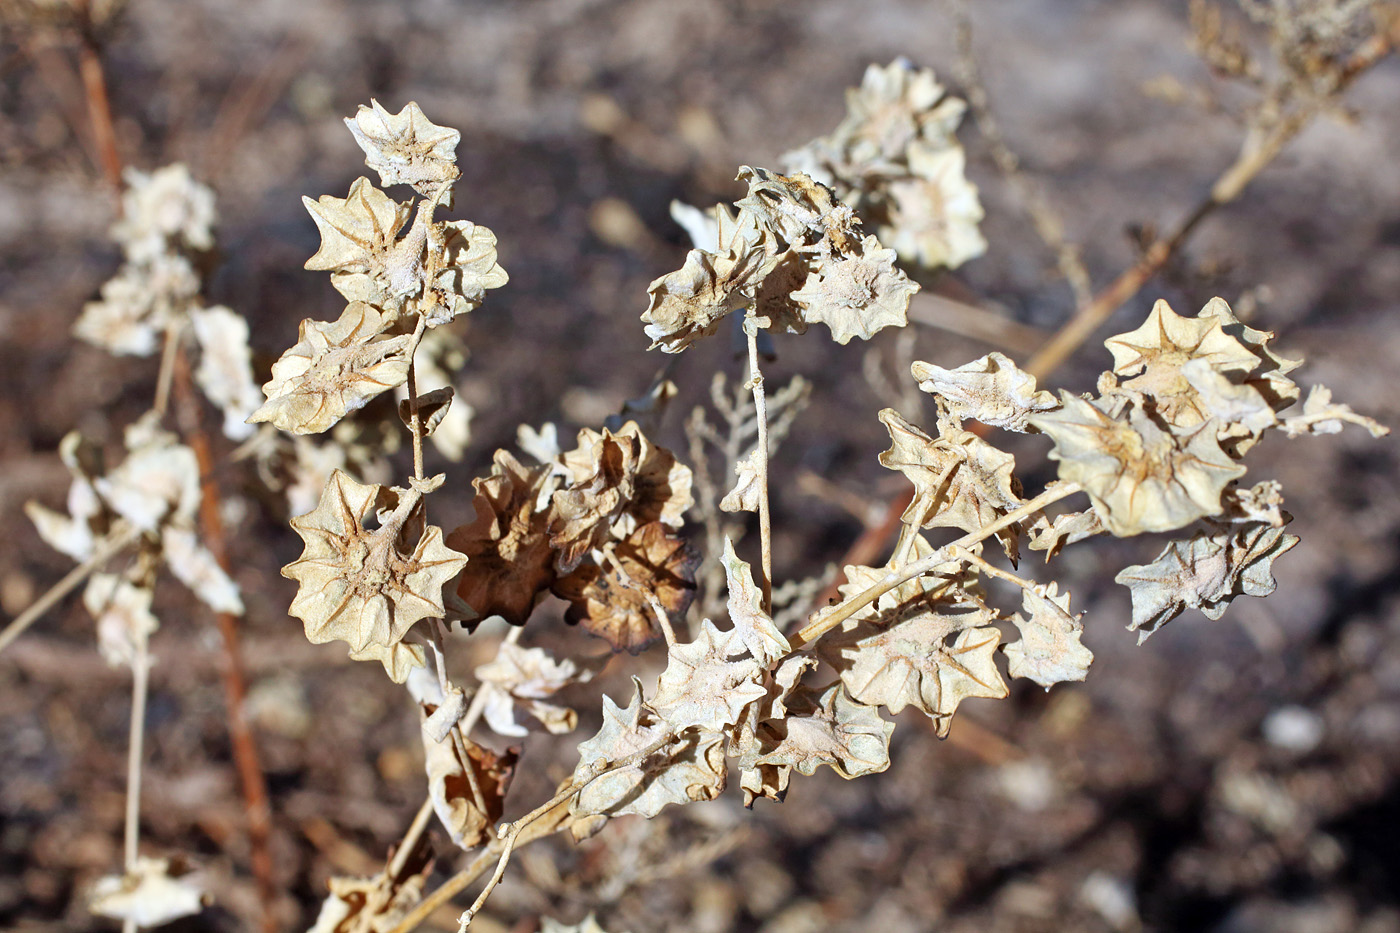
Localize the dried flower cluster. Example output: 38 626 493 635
248 95 1386 932
782 58 988 270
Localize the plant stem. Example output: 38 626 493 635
119 624 151 933
153 322 182 418
406 315 429 483
123 626 150 867
791 482 1080 649
0 522 140 657
170 346 277 933
1024 30 1394 381
455 734 682 930
75 7 123 192
743 311 773 614
387 626 520 882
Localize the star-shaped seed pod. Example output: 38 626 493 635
1003 582 1093 688
748 683 893 782
880 142 987 269
283 470 466 682
1103 298 1259 426
641 212 776 353
839 59 968 165
344 100 462 197
302 177 414 297
558 422 694 535
1030 393 1245 536
249 302 412 435
788 233 919 344
779 60 986 272
820 605 1007 738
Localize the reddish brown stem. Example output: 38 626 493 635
75 18 122 192
171 347 277 933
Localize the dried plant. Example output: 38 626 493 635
4 9 1394 930
237 95 1382 932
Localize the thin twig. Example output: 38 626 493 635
74 5 122 192
123 627 150 866
743 312 773 613
406 315 429 483
791 482 1081 649
153 321 183 418
119 624 151 933
0 522 140 656
456 734 682 930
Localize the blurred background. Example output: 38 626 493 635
2 0 1399 930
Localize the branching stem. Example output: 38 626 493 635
791 482 1081 649
0 522 140 657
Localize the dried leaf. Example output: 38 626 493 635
1027 505 1105 559
570 684 727 820
719 447 763 513
397 386 454 437
720 537 790 668
912 351 1058 432
26 434 104 562
84 573 158 668
552 522 698 654
249 302 411 435
420 701 517 850
1282 384 1389 439
308 852 433 933
161 526 244 615
447 450 559 627
89 857 204 928
283 471 465 681
1114 522 1300 642
1030 394 1245 536
1004 582 1093 688
344 99 461 196
476 642 591 737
